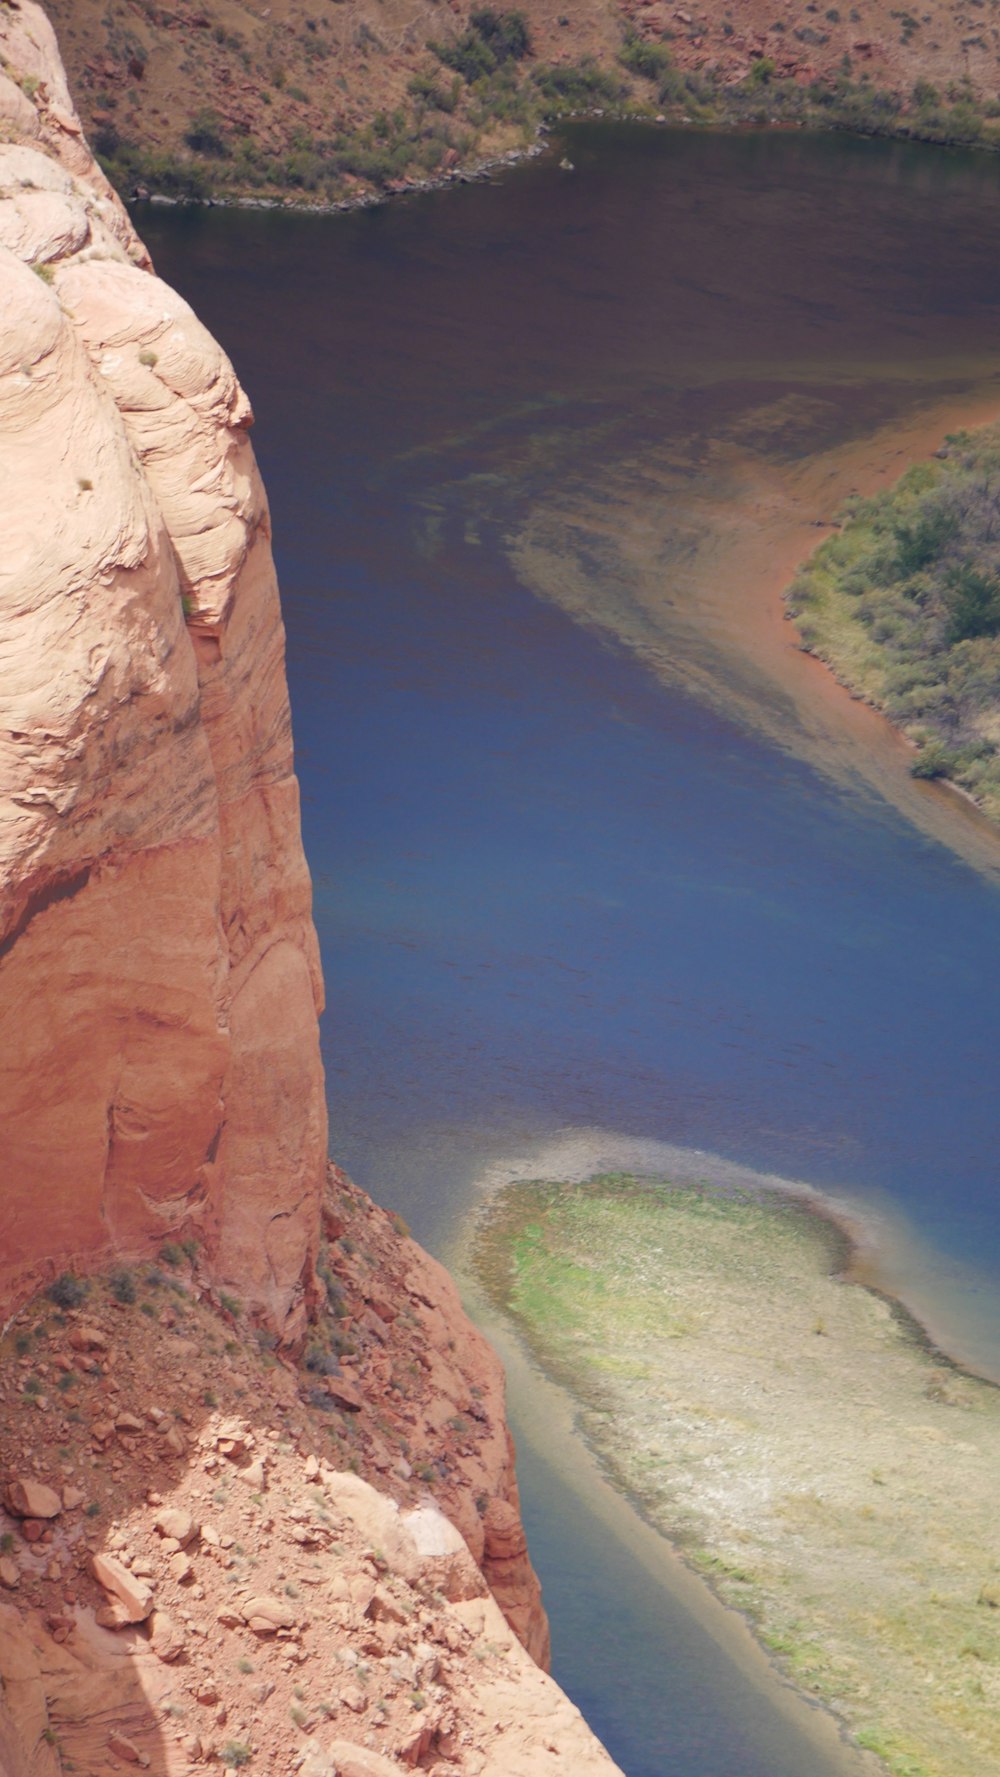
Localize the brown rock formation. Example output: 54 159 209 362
0 2 327 1339
322 1164 551 1669
0 15 620 1773
0 1226 623 1774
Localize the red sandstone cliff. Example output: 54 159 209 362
0 0 327 1339
0 12 623 1771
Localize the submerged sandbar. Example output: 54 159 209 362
473 1174 1000 1777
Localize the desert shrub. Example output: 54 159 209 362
108 1267 136 1304
184 109 229 158
47 1273 88 1309
619 32 675 82
432 9 531 84
305 1344 340 1375
532 59 625 108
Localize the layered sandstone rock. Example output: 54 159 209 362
0 18 620 1775
0 1 327 1337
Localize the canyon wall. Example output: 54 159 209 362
0 35 624 1767
0 1 327 1338
38 0 997 208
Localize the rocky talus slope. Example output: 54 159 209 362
0 13 622 1772
0 1169 621 1774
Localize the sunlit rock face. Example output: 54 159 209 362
0 1 327 1336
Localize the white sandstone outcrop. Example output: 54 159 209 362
0 2 327 1335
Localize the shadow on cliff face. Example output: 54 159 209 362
0 1168 551 1775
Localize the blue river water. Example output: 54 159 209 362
142 125 1000 1774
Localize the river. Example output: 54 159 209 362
143 124 1000 1776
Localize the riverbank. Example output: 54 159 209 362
784 424 1000 823
470 1172 1000 1777
37 0 1000 212
511 380 1000 883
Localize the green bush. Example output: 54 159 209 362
532 59 625 108
432 9 531 84
944 562 1000 644
184 109 230 158
47 1273 88 1309
408 70 459 112
911 739 959 779
619 32 675 83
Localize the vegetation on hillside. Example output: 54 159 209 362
786 426 1000 820
89 4 1000 208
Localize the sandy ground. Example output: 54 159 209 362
510 381 1000 883
472 1173 1000 1777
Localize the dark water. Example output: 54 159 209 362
143 126 1000 1775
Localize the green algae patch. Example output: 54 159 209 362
472 1175 1000 1777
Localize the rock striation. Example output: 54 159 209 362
0 0 327 1339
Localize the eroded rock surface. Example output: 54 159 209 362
0 14 621 1774
0 1203 622 1775
0 1 326 1337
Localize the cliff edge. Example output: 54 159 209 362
0 0 327 1340
0 10 622 1772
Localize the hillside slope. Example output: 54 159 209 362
38 0 1000 202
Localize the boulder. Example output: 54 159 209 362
6 1479 62 1519
324 1378 363 1413
92 1553 154 1623
325 1743 403 1777
239 1595 298 1634
154 1507 198 1546
148 1610 186 1662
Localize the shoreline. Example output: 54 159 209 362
450 1208 879 1777
132 135 551 219
114 106 1000 221
462 1162 1000 1777
510 380 1000 883
456 1127 1000 1386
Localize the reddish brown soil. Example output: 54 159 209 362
0 1166 567 1775
42 0 1000 201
